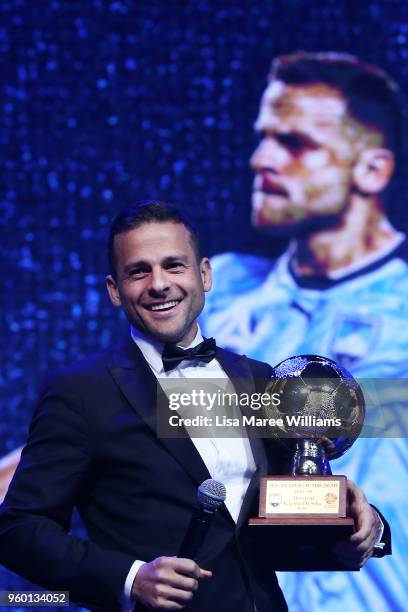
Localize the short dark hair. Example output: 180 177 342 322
270 52 403 158
108 200 201 278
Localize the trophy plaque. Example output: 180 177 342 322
248 355 365 571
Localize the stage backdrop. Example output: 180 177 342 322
1 1 407 611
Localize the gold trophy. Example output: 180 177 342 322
248 355 365 571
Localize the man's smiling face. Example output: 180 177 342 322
106 221 212 346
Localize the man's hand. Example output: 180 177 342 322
333 479 381 568
132 556 212 610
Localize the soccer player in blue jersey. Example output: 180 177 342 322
201 52 408 612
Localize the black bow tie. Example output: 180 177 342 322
162 338 217 372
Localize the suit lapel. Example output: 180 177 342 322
108 340 211 487
215 348 269 530
108 341 268 528
216 347 268 472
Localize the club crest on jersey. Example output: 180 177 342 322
329 314 380 368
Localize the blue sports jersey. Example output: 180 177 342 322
201 244 408 612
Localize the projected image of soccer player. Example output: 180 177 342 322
201 52 408 612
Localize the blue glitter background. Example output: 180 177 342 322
1 1 408 609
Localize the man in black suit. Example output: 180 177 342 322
0 202 389 611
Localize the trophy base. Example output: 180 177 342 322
247 516 357 571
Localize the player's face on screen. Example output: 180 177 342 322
250 81 361 229
106 222 212 346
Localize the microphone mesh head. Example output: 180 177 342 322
197 479 226 511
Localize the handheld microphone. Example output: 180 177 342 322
178 479 226 560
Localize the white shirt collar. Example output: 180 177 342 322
130 325 204 375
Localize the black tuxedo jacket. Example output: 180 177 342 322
0 341 289 611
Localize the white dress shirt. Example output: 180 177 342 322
122 325 257 610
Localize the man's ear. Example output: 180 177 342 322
106 275 122 308
352 148 394 194
200 258 212 292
